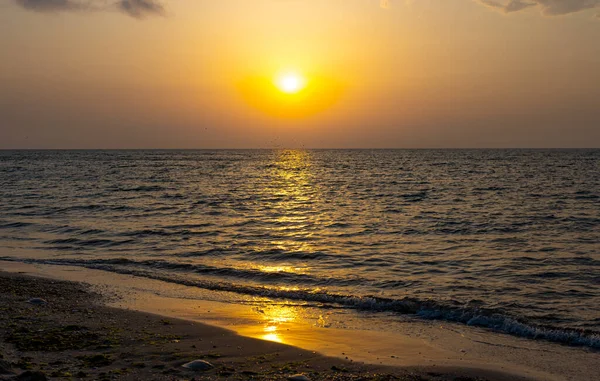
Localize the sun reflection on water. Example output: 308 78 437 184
252 151 322 344
256 304 300 344
257 265 306 275
260 150 320 254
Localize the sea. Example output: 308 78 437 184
1 149 599 348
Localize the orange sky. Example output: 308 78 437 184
1 0 599 148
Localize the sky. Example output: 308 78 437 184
1 0 599 149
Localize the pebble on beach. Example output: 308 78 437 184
288 374 311 381
181 360 214 371
26 298 48 306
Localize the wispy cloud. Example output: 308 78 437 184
478 0 536 13
16 0 87 12
476 0 600 16
14 0 165 18
117 0 165 18
14 0 600 19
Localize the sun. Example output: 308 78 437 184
238 70 343 118
275 72 306 94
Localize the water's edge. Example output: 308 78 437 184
2 255 598 349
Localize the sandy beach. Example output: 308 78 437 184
0 269 549 381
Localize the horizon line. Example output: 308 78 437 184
1 147 599 151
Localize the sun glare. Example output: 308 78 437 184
238 71 342 118
276 72 305 94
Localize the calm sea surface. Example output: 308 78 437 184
1 150 599 347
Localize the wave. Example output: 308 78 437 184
118 229 218 238
6 257 365 287
108 185 168 192
0 221 34 229
238 248 344 262
0 256 598 349
43 238 135 248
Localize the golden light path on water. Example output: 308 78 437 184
254 150 319 344
260 149 319 261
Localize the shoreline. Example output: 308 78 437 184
0 253 597 352
0 271 539 381
0 254 598 381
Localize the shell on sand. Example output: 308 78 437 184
288 375 311 381
182 360 214 371
27 298 48 305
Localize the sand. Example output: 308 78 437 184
0 270 543 381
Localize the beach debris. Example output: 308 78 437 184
288 374 311 381
26 298 47 306
182 360 214 371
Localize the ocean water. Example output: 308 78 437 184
1 149 599 348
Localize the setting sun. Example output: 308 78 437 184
238 71 343 119
276 72 306 94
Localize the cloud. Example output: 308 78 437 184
15 0 86 12
117 0 165 18
14 0 165 18
14 0 600 19
476 0 600 15
478 0 536 13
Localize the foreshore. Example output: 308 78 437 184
0 270 541 381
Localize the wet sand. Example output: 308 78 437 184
0 270 541 381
